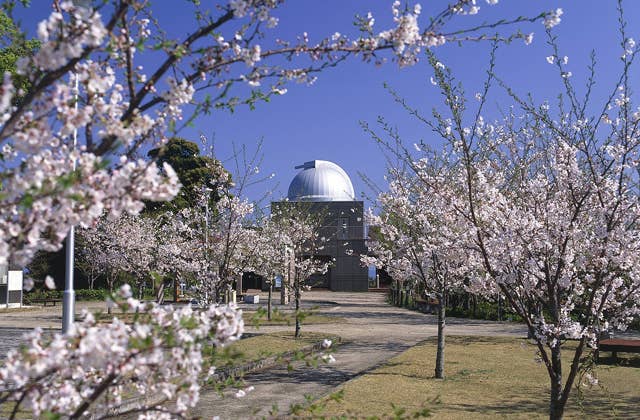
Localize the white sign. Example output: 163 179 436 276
8 270 23 291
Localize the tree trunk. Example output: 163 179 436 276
280 278 287 305
107 275 114 315
549 345 565 420
156 282 165 304
294 283 301 338
173 275 178 303
435 298 446 379
268 283 273 321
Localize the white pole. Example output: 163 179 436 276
204 187 211 303
62 72 79 334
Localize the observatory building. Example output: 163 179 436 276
272 160 369 292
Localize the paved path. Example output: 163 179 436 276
0 302 114 359
191 291 528 419
0 301 110 330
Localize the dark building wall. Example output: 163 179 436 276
0 286 22 305
241 272 265 291
272 200 369 292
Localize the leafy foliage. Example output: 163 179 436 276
24 288 106 302
0 6 39 103
147 137 231 211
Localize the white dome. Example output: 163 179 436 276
287 160 356 202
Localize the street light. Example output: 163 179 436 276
203 187 212 304
62 72 78 334
63 0 92 334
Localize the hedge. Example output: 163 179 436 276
24 289 107 303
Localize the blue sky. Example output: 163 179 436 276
209 1 640 209
16 1 640 209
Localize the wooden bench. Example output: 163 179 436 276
28 298 62 307
596 338 640 361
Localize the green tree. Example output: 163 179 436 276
146 137 233 302
147 137 231 211
0 3 39 102
26 239 91 290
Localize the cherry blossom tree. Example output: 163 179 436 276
364 166 470 379
201 193 256 303
77 221 113 292
367 12 640 415
79 217 125 309
80 213 158 299
250 214 295 320
153 210 205 302
270 204 331 337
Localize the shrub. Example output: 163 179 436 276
24 289 107 303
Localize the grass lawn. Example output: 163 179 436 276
320 336 640 419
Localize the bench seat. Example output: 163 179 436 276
596 338 640 361
28 298 62 307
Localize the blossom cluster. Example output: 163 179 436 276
365 166 474 300
80 213 162 296
375 52 640 409
30 1 107 71
0 285 243 418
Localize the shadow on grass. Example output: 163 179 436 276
445 398 547 417
419 335 519 345
597 355 640 368
452 391 640 418
353 367 640 419
574 392 640 419
333 308 528 329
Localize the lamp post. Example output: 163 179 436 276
62 71 78 334
63 0 92 334
203 187 212 304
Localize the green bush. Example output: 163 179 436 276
445 301 522 322
24 289 61 302
76 289 107 301
24 288 107 303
